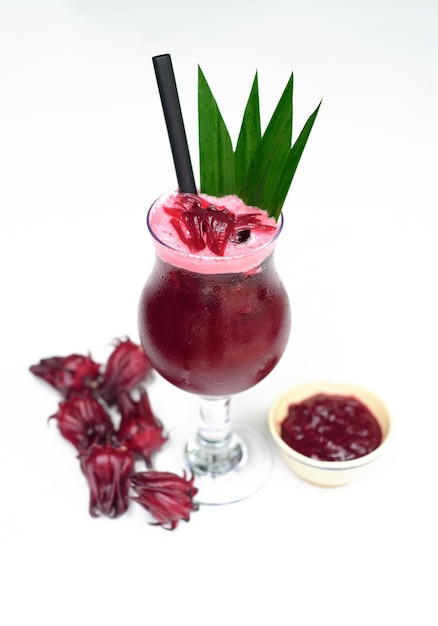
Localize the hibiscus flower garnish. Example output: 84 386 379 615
165 196 235 255
98 338 152 406
163 193 276 256
49 395 116 451
116 390 167 468
80 443 135 518
131 470 199 530
29 353 101 398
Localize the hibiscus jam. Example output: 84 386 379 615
138 192 291 396
280 393 382 461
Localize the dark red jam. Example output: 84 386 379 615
280 393 382 462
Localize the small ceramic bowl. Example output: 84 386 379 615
268 380 392 487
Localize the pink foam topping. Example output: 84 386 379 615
148 191 282 274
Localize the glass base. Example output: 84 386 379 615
155 419 274 505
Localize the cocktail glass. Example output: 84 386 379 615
138 192 291 504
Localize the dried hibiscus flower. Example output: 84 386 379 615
80 443 134 518
29 353 101 398
117 390 167 468
31 336 201 528
131 470 198 530
98 338 152 405
49 395 116 451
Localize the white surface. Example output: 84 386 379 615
1 1 437 624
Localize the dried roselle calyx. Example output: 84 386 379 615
169 209 206 252
49 395 116 451
164 194 236 255
116 390 167 467
202 206 235 255
29 353 101 398
79 443 134 518
233 212 277 231
98 338 152 406
131 470 198 530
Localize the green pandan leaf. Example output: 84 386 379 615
238 73 294 210
198 66 235 196
234 73 261 190
198 67 320 218
267 99 322 220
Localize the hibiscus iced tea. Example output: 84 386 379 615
138 192 291 397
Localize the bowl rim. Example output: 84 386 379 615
268 380 392 470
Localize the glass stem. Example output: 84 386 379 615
185 396 245 478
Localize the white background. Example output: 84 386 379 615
1 1 437 624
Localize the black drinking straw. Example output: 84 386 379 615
152 54 197 194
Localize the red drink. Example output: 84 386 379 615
138 192 291 397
